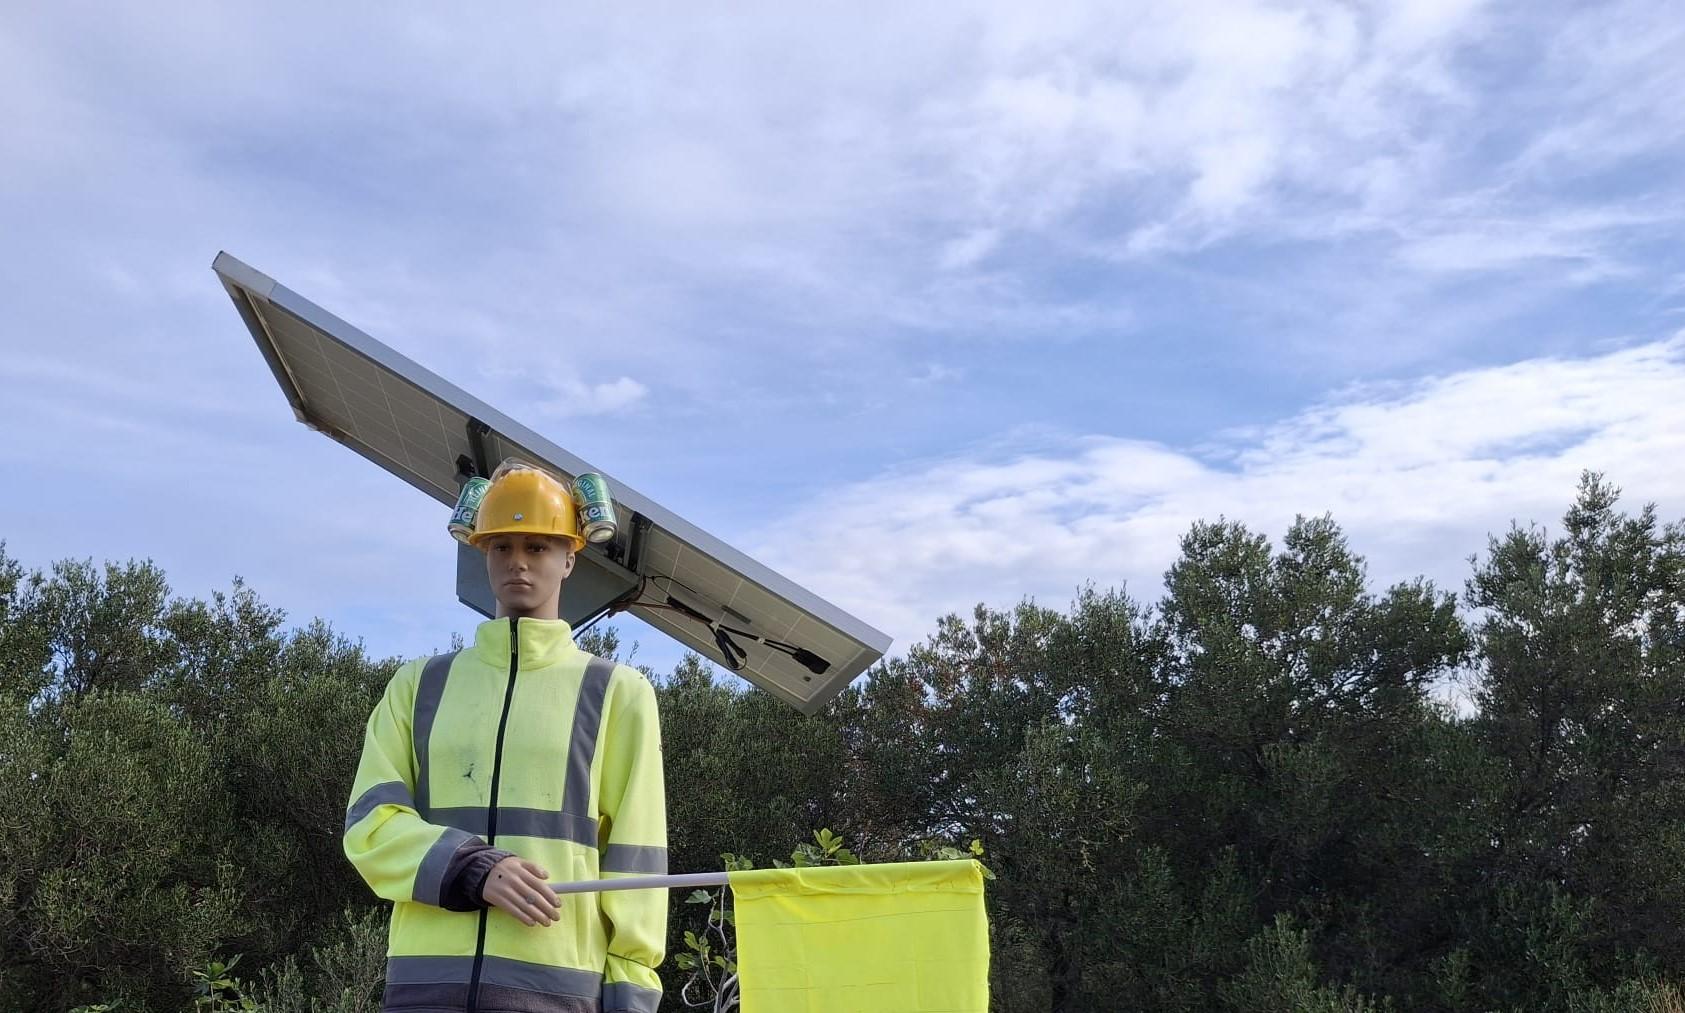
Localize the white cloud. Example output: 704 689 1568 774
910 363 964 385
1508 0 1685 178
946 0 1490 250
753 335 1685 648
536 376 649 417
5 0 1681 384
6 0 1685 676
939 228 1002 271
1392 204 1672 278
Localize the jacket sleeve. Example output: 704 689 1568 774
343 660 504 909
597 667 668 1013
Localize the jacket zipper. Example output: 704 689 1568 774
467 616 522 1013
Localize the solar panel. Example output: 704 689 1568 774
213 251 890 713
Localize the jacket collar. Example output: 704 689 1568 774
471 616 579 670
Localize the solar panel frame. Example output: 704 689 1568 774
213 251 891 713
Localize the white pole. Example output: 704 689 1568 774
546 871 730 896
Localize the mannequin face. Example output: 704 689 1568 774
482 533 576 620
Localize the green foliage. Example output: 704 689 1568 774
783 827 861 868
249 907 387 1013
1459 473 1685 1010
0 548 390 1012
17 690 246 1011
659 652 855 898
6 473 1685 1011
1566 979 1685 1013
1219 914 1391 1012
192 955 258 1012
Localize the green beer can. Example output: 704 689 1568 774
447 476 492 544
573 472 618 544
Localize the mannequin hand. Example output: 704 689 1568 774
481 855 561 927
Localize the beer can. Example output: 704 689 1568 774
573 472 618 544
447 476 492 543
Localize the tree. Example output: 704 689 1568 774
1464 473 1685 1008
1146 514 1472 1006
6 476 1685 1011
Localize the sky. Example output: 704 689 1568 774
2 1 1683 683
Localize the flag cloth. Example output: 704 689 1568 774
728 859 990 1013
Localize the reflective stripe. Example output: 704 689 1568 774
380 982 470 1010
387 955 475 984
505 808 597 843
481 955 603 997
602 981 662 1013
343 780 413 834
431 806 598 846
387 982 601 1013
565 657 615 823
412 651 457 817
601 844 668 875
413 826 476 906
387 955 603 994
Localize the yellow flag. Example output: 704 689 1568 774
728 859 990 1013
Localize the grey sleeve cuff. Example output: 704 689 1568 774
439 843 514 912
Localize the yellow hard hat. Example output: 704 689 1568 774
469 463 585 551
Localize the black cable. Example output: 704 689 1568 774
713 626 748 668
571 579 647 641
717 626 831 675
590 574 832 675
572 609 610 639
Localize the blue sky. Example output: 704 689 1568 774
2 1 1683 683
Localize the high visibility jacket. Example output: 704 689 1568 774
344 617 667 1013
